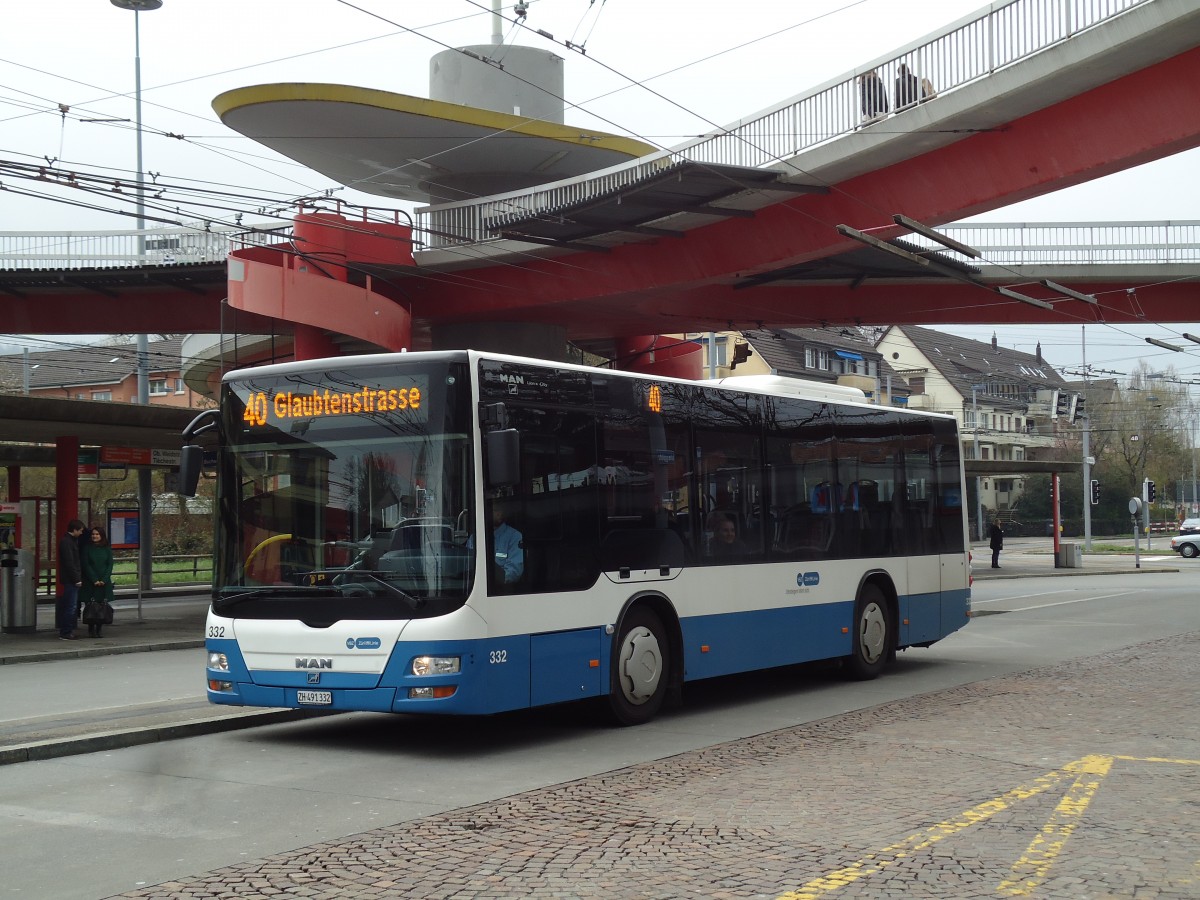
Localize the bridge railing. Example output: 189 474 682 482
416 0 1151 248
6 220 1197 271
935 221 1200 265
0 225 281 270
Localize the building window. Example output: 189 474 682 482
909 376 925 394
805 347 832 370
1015 446 1025 461
174 378 186 394
91 391 112 401
149 379 169 395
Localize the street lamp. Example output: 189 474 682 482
111 0 161 602
110 0 161 244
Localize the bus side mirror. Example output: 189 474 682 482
179 444 204 497
484 429 520 488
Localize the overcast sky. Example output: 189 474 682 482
2 0 1198 380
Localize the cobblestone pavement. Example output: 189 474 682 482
118 632 1200 900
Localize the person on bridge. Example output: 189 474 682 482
80 525 115 638
858 69 888 121
895 62 920 109
989 518 1005 568
56 519 86 640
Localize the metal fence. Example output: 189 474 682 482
0 225 281 270
416 0 1151 247
32 553 211 598
937 221 1200 265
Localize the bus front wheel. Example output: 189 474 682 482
608 608 669 726
846 583 891 680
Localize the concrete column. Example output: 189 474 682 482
293 326 342 362
55 436 80 593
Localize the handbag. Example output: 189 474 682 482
82 599 104 624
102 601 115 625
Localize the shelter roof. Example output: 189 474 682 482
0 338 184 392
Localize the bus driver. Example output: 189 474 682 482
469 502 524 586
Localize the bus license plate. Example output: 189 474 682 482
297 690 332 705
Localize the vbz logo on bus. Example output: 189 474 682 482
797 571 820 587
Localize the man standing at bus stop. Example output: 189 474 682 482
56 519 86 640
989 517 1004 569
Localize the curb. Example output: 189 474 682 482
0 708 337 767
978 566 1179 580
0 638 205 666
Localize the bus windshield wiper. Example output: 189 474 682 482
215 585 341 609
348 572 425 610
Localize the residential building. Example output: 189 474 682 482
688 327 908 405
875 325 1070 512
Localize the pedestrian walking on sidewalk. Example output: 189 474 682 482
56 519 86 640
989 518 1004 568
80 525 115 638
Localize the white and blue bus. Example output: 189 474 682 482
182 350 970 725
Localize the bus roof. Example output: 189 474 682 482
221 349 949 418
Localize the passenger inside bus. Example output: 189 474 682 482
707 513 748 560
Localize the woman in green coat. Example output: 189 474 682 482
80 525 115 638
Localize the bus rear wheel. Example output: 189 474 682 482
607 608 669 726
846 583 891 680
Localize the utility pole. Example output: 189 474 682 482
111 0 162 599
971 383 986 542
1081 326 1092 550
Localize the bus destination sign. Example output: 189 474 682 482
240 375 429 428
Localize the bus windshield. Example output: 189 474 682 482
214 360 475 619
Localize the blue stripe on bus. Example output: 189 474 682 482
207 589 970 714
679 601 854 680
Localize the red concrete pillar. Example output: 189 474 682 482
293 213 349 282
292 215 348 362
55 436 79 592
293 325 341 362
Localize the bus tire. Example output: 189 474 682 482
607 607 669 726
846 583 891 680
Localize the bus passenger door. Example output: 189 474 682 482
904 554 943 644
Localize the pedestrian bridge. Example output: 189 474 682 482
1 0 1198 344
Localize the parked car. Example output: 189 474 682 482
1170 534 1200 558
1179 517 1200 535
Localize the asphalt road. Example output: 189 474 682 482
2 563 1197 899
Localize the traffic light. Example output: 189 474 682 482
1090 479 1100 505
1054 390 1070 418
1147 480 1157 503
1072 395 1086 423
730 341 752 369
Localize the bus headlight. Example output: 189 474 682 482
412 655 460 676
208 651 229 672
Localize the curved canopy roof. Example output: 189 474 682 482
213 83 655 205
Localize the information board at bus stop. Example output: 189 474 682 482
108 509 140 550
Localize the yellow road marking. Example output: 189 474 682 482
1114 755 1200 765
776 754 1200 900
775 765 1071 900
997 755 1114 896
